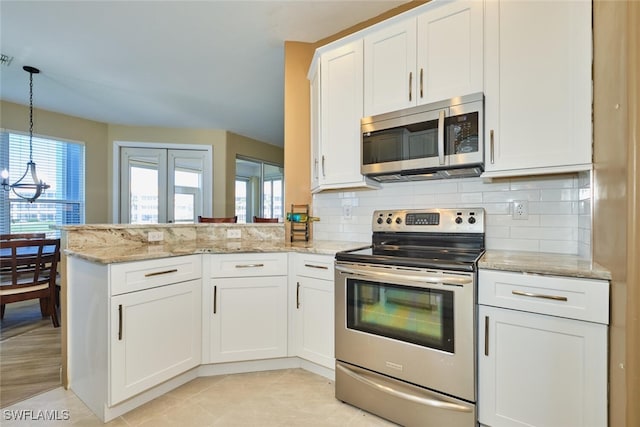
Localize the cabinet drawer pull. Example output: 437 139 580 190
235 263 265 269
511 290 568 301
213 285 217 314
118 304 123 341
296 282 301 309
144 268 178 277
484 315 489 356
420 68 424 98
409 71 413 101
304 263 329 270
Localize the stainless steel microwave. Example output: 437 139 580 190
361 93 484 182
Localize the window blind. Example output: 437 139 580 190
0 131 85 236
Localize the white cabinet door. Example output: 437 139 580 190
478 305 608 427
317 40 379 192
416 0 483 104
109 279 202 405
363 19 417 117
294 277 334 369
483 0 592 177
208 276 288 363
292 253 335 369
364 0 483 117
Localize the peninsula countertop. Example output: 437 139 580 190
63 239 369 264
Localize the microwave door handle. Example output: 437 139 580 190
438 109 445 165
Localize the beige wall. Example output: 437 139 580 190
1 100 110 223
593 1 640 426
107 125 228 218
1 100 283 222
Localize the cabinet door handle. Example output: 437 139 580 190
235 263 265 269
511 290 568 301
296 282 301 309
314 158 319 180
213 285 217 314
490 130 495 164
144 268 178 278
484 315 489 356
420 68 424 98
409 72 413 101
118 304 123 341
438 109 445 165
304 263 329 270
321 155 326 177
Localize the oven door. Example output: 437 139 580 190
335 261 476 402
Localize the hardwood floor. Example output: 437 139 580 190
0 300 61 408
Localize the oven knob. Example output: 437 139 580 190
468 216 476 224
386 218 393 224
377 217 384 224
455 216 463 224
395 217 402 224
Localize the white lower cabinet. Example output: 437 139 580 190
203 253 288 363
291 253 335 369
110 279 201 405
68 255 202 421
478 270 609 427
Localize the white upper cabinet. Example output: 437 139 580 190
309 62 321 192
483 0 592 177
364 0 483 117
314 39 380 192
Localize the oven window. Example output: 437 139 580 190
346 279 454 353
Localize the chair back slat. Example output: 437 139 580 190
198 216 238 223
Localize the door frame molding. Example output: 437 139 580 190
113 141 213 223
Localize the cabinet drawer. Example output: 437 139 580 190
209 252 287 278
295 253 334 281
110 255 202 296
478 270 609 324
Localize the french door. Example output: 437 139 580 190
120 147 210 224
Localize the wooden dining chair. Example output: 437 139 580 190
197 216 238 223
0 237 61 327
0 233 47 240
253 216 279 223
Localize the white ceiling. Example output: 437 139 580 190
0 0 410 147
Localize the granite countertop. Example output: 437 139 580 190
479 250 611 281
64 239 368 264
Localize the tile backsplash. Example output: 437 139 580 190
312 172 592 257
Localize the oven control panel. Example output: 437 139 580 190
372 208 484 233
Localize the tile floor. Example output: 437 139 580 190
1 369 397 426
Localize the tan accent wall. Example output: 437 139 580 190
593 1 640 426
1 100 109 223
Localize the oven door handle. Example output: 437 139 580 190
335 265 472 286
336 363 473 413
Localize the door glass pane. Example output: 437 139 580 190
235 180 247 223
346 278 454 353
129 164 158 224
174 192 195 223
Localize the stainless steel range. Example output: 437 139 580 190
334 208 485 427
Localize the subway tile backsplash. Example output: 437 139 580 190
312 172 592 257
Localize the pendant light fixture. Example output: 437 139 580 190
1 65 50 203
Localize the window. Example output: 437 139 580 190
234 157 283 223
0 131 85 236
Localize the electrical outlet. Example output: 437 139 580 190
343 205 352 219
147 231 164 242
227 229 241 239
512 201 529 220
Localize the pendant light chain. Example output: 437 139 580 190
29 69 34 162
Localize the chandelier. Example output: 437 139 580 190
1 66 50 203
